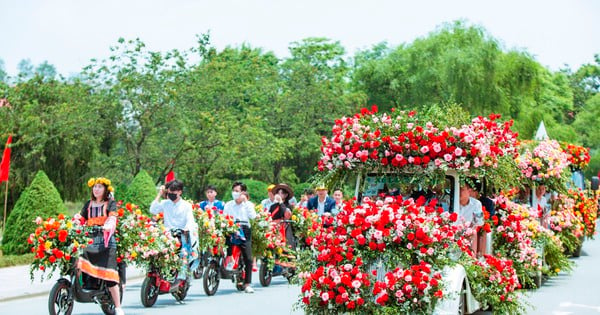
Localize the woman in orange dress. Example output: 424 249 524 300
77 177 124 315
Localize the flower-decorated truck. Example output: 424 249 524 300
297 106 525 314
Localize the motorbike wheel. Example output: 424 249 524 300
235 269 246 291
572 237 583 257
285 268 296 284
203 261 220 296
48 279 74 315
100 282 123 315
141 276 159 307
193 266 203 279
259 260 272 287
457 281 467 315
172 277 191 301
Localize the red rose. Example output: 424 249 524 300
449 212 458 222
58 230 68 242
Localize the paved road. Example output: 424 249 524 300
0 271 302 315
1 234 599 314
524 232 600 315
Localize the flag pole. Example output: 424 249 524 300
2 180 7 229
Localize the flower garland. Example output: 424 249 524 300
87 177 115 193
548 193 584 254
317 108 519 185
516 140 570 191
290 206 323 246
560 143 591 170
194 205 237 256
492 196 541 288
568 189 598 239
116 203 182 277
372 261 444 314
28 214 88 281
297 196 478 313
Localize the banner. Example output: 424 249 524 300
0 135 12 182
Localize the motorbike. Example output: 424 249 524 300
259 219 297 287
48 227 124 315
202 232 247 295
140 229 195 307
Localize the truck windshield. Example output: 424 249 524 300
360 174 455 212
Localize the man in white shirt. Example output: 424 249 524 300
223 181 257 293
150 179 198 291
459 183 485 256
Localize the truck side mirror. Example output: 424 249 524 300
592 176 600 191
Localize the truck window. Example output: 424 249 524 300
359 174 455 213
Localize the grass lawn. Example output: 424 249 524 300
0 252 33 267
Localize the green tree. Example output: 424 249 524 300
17 59 34 81
2 171 67 255
573 94 600 149
0 59 7 82
122 169 157 213
173 43 282 199
1 76 108 202
35 61 57 81
564 54 600 112
83 38 190 180
273 38 365 182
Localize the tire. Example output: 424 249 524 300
172 277 190 301
572 238 583 258
286 268 296 284
193 267 203 279
236 282 245 291
534 272 542 288
458 282 466 315
235 269 246 291
203 261 220 296
48 280 74 315
100 282 123 315
259 260 272 287
141 276 159 307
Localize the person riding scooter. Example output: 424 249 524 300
150 179 199 291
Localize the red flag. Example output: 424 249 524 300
0 135 12 182
165 170 174 183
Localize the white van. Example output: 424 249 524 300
354 169 481 315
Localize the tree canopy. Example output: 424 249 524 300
0 21 598 216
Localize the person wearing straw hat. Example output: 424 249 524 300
270 183 296 248
270 183 294 220
307 184 336 216
261 184 277 210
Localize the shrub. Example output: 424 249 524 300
122 170 157 214
238 179 268 203
2 171 67 255
293 182 311 197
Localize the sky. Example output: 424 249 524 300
1 0 599 77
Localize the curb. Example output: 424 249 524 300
0 269 146 303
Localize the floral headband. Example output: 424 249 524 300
88 177 115 192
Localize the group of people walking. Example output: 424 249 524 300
77 177 345 314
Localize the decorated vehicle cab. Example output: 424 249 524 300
297 106 525 315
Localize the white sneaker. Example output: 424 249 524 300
244 286 254 293
115 307 125 315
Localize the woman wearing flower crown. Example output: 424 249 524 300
78 177 124 315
